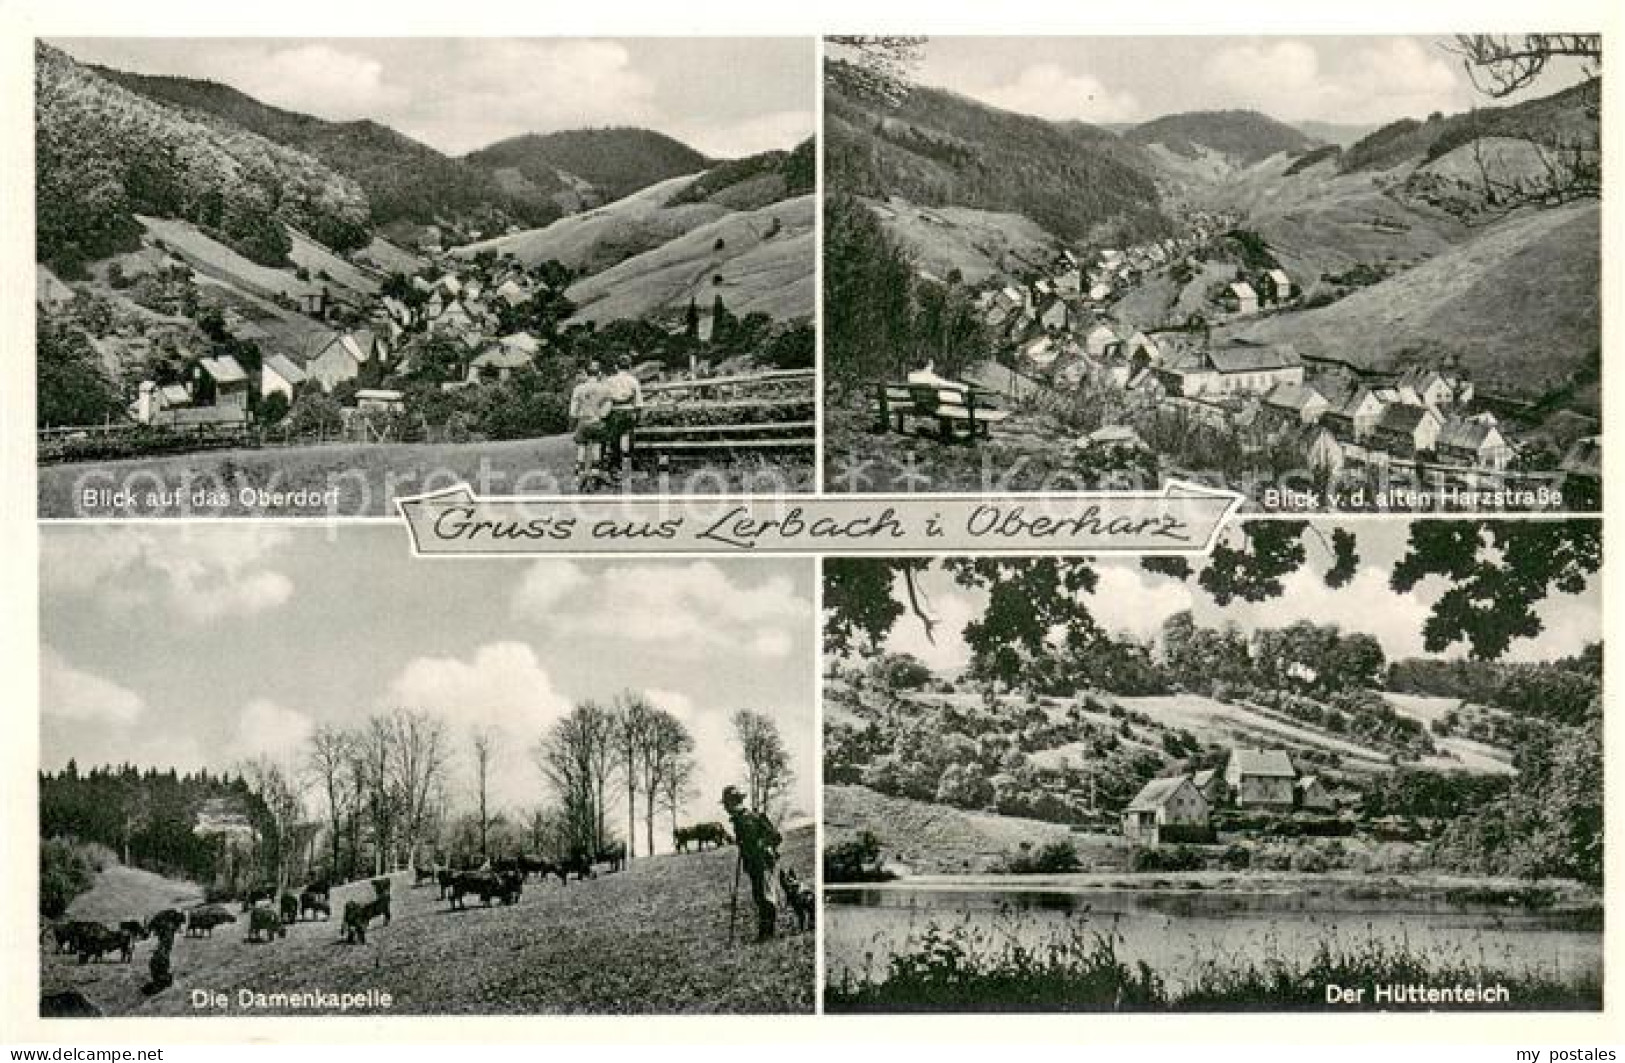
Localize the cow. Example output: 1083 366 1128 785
447 870 522 910
186 905 237 937
553 852 595 884
516 854 554 881
50 921 101 955
279 892 300 924
341 880 391 944
240 884 277 912
436 867 457 899
779 868 815 933
245 907 287 943
118 919 152 945
299 891 331 921
595 841 626 874
302 881 331 903
76 923 135 964
146 909 186 938
674 822 731 852
413 865 439 887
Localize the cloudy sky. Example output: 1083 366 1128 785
40 526 817 834
907 36 1593 128
880 522 1601 674
50 38 815 157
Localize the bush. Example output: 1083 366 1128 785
824 830 894 883
1131 845 1204 873
1004 840 1083 874
40 838 98 919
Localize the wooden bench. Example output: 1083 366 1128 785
872 381 1010 442
611 368 816 469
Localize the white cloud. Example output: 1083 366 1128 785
885 586 977 673
40 647 144 724
1089 566 1197 642
1202 38 1461 124
232 44 409 118
41 526 294 623
234 698 315 759
512 561 808 659
669 109 814 158
976 63 1143 123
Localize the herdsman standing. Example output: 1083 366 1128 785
722 785 781 941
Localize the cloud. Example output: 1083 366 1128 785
886 585 977 673
232 44 409 118
40 647 144 724
227 698 316 765
976 63 1143 123
668 109 814 158
512 561 808 659
41 526 294 623
1202 38 1461 124
1089 566 1197 642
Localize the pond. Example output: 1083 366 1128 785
825 883 1602 1007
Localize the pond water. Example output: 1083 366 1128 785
826 884 1602 1002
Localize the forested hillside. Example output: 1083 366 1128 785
1124 109 1317 165
465 127 711 204
36 43 370 276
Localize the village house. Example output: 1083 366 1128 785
1305 426 1347 477
1225 748 1297 808
260 353 307 403
1121 775 1210 845
467 344 535 384
1080 424 1148 454
1396 366 1469 409
1222 281 1260 315
306 330 381 392
195 354 250 411
355 389 406 414
1156 342 1305 398
1261 382 1329 426
1191 768 1227 806
1373 403 1443 456
1083 323 1121 359
1560 435 1602 486
1294 775 1336 812
1321 387 1385 441
1260 269 1295 305
1437 418 1513 470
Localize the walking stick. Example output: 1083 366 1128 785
727 850 743 946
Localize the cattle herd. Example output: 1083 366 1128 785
41 821 807 1009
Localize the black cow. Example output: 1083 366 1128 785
674 822 731 852
118 919 152 944
436 867 457 899
447 870 522 910
245 908 287 943
186 905 237 937
49 920 100 954
553 852 595 884
516 854 554 881
76 923 135 964
279 892 300 924
595 841 626 873
299 891 331 921
302 881 331 902
341 881 392 944
414 865 439 887
146 909 186 938
779 868 815 933
240 884 277 912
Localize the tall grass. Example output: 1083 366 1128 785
826 915 1601 1012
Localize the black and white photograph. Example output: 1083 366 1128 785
35 38 816 517
820 519 1602 1010
823 36 1601 511
36 526 816 1016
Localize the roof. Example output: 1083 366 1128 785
1437 419 1501 452
1295 775 1324 791
355 388 405 401
498 332 541 354
158 384 192 406
1262 382 1325 413
198 354 247 385
1084 425 1146 448
1230 748 1295 779
471 346 535 370
1378 403 1438 434
1126 776 1198 812
1228 281 1258 300
1192 769 1218 788
1561 435 1602 477
263 354 306 385
1267 268 1292 286
1206 343 1301 374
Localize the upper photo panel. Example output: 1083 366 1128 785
37 38 816 517
823 36 1601 511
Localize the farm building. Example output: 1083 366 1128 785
306 331 380 392
1222 281 1259 315
1121 775 1210 845
1225 748 1296 808
1437 418 1512 470
1295 775 1336 812
261 353 307 403
1156 342 1304 398
1373 403 1443 456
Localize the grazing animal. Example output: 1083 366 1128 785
436 867 457 899
554 852 595 884
240 884 277 912
118 919 151 944
279 892 299 924
299 891 331 921
245 907 287 943
447 870 522 910
595 841 626 873
76 923 135 964
414 865 438 887
674 822 731 852
302 881 331 903
146 909 186 937
52 921 102 955
341 881 392 944
779 868 815 933
186 905 237 937
516 854 553 881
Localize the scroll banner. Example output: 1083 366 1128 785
397 481 1243 557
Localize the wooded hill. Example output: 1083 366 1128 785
825 60 1177 245
1124 109 1319 165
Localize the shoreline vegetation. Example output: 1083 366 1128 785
825 916 1603 1012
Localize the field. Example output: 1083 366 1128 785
868 197 1059 286
42 828 815 1016
39 435 815 517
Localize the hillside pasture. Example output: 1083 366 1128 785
42 829 815 1016
870 196 1059 286
136 216 320 304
